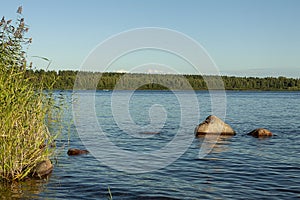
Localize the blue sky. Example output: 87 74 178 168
1 0 299 77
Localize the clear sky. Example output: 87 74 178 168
1 0 299 77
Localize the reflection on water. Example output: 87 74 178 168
0 176 50 199
196 135 233 161
197 135 232 153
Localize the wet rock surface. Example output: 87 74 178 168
67 148 89 156
32 159 53 178
247 128 273 137
195 115 236 137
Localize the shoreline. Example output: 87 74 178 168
50 89 300 92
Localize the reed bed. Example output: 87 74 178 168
0 7 60 181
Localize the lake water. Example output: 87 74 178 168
1 91 300 199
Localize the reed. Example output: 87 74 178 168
0 7 60 181
107 186 113 200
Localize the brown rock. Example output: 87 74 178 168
33 159 53 178
247 128 273 137
195 115 236 137
67 148 89 156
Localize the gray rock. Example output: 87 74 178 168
33 159 53 178
195 115 236 137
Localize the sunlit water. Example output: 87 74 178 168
1 91 300 199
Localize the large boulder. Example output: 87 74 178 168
195 115 236 137
247 128 273 137
32 159 53 178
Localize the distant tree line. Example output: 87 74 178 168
26 70 300 91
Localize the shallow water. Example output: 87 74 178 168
1 91 300 199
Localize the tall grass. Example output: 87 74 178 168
0 7 60 181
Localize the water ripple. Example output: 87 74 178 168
1 91 300 199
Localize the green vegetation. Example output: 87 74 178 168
27 70 300 91
107 186 113 200
0 7 60 181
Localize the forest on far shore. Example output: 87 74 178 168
26 70 300 91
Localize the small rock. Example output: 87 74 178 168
67 148 89 156
247 128 273 137
195 115 236 137
33 159 53 178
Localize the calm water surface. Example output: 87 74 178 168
1 91 300 199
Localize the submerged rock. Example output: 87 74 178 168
247 128 273 137
67 148 89 156
139 131 160 134
33 159 53 178
195 115 236 137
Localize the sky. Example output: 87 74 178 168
1 0 299 77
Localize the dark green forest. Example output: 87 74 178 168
26 70 300 91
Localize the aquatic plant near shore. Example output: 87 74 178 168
0 7 61 181
107 186 113 200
